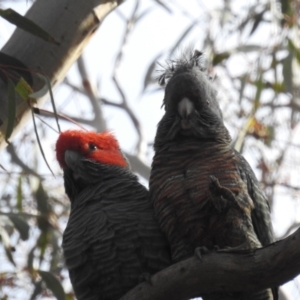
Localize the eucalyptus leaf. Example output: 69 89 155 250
17 176 23 212
5 78 16 143
0 226 16 266
15 77 33 100
29 81 49 99
31 108 55 176
8 214 29 241
30 281 43 300
33 73 61 133
0 8 59 45
38 270 65 300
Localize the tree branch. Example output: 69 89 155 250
76 55 106 131
0 0 123 151
6 143 42 179
278 222 300 240
121 228 300 300
112 0 147 156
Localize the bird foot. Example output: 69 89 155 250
209 175 239 212
194 246 209 261
216 242 248 253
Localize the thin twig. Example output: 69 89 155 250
6 143 43 179
278 222 300 239
77 55 107 131
112 0 146 156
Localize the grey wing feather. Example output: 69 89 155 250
63 178 170 300
235 150 275 246
236 151 278 300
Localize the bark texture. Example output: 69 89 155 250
0 0 123 150
121 227 300 300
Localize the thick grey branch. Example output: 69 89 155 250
0 0 123 151
121 228 300 300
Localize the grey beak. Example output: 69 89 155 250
178 97 194 119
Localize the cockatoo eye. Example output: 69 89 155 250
88 143 97 151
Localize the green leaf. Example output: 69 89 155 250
35 181 49 214
34 73 61 133
265 126 275 147
238 74 248 104
282 52 293 93
235 45 262 53
31 108 55 176
212 52 230 66
5 76 34 143
15 77 33 100
17 176 23 212
0 164 7 171
0 226 15 266
30 281 43 300
34 181 51 238
252 74 264 112
8 215 29 241
4 246 16 266
27 246 35 270
0 52 33 86
271 81 285 93
5 78 16 143
0 8 59 45
37 231 49 264
288 39 300 65
38 270 65 300
29 81 49 99
249 10 265 36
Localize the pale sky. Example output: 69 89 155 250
0 0 299 299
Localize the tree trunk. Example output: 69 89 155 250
0 0 123 151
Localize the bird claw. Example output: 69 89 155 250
194 246 209 261
216 242 249 253
209 175 239 212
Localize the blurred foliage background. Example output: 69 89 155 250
0 0 299 299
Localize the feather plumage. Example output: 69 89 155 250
150 50 277 300
56 130 171 300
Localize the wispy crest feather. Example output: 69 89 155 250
157 49 208 86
